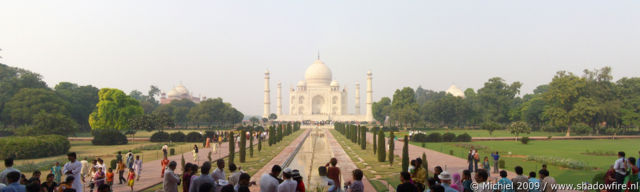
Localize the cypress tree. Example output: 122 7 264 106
356 125 360 144
277 125 283 142
229 131 235 164
373 128 377 154
377 130 386 162
249 128 254 158
422 152 429 180
360 127 366 150
402 135 409 172
388 131 395 165
258 131 262 152
239 128 246 163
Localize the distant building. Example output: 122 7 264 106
445 84 465 98
159 84 205 104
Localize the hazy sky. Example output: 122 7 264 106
1 0 638 116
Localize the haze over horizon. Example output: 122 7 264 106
1 0 638 116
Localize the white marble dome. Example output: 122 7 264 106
446 84 465 98
167 84 189 98
304 59 332 86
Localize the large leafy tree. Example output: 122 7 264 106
477 77 522 123
372 97 392 125
4 88 69 126
391 87 419 128
0 64 48 126
89 88 144 131
617 77 640 130
54 82 99 131
187 98 243 128
542 71 587 136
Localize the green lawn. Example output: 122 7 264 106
73 129 208 138
414 139 640 184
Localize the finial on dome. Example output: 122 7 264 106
317 50 320 60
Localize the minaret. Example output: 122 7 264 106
263 70 270 119
277 82 282 115
365 70 374 121
355 82 361 115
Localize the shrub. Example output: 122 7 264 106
204 131 215 139
573 123 591 135
442 132 456 142
455 133 472 142
426 133 442 142
449 150 454 155
526 155 588 169
110 159 117 170
498 159 506 169
170 148 175 156
521 136 530 144
170 132 186 142
186 132 203 142
411 133 428 142
150 131 170 142
92 130 128 145
0 135 71 159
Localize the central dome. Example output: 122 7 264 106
304 59 332 86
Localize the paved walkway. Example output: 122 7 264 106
249 129 311 192
365 132 516 182
111 137 259 192
325 129 376 192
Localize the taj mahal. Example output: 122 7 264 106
263 57 374 122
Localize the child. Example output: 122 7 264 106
127 168 136 191
88 167 97 192
482 156 491 177
106 168 114 188
94 167 105 190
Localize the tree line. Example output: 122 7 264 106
0 63 244 137
373 67 640 136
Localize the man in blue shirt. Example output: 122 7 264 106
528 172 540 192
491 152 500 174
0 171 25 192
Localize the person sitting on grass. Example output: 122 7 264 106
538 169 556 192
41 173 58 192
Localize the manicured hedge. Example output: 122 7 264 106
150 131 170 142
442 132 456 142
412 132 472 142
92 130 128 145
170 132 186 142
186 132 203 142
0 135 71 159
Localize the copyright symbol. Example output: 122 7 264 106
471 182 478 190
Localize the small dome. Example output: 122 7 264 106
446 85 465 98
168 84 190 98
297 80 306 87
304 59 332 86
330 80 339 87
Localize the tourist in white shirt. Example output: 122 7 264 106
227 163 242 186
0 158 20 185
260 165 282 192
211 159 226 192
278 168 297 192
613 152 627 187
63 152 84 192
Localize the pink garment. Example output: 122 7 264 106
451 173 462 192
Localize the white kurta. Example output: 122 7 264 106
63 160 83 192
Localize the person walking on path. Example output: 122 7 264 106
467 150 474 172
0 158 20 185
163 161 180 192
512 166 528 192
94 167 105 190
160 157 170 178
50 162 62 184
325 158 341 190
133 156 142 181
491 152 500 174
79 158 89 183
116 160 126 185
259 165 282 192
126 168 135 192
193 145 199 163
473 149 479 172
162 145 168 159
126 151 133 169
62 152 83 192
190 162 215 192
